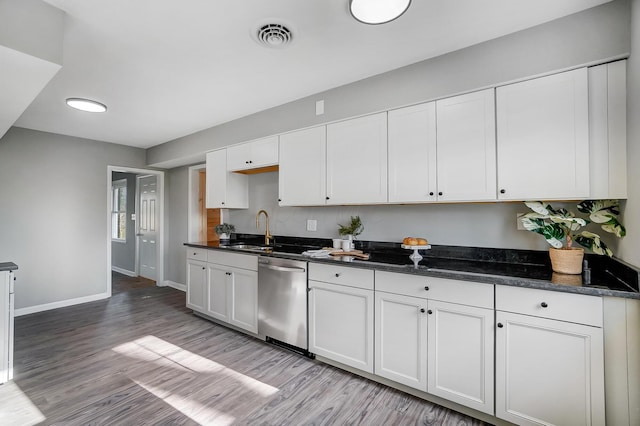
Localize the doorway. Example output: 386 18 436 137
107 166 165 296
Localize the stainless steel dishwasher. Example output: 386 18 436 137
258 256 312 356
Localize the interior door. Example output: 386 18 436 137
137 175 157 281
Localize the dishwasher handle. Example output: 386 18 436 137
259 264 306 273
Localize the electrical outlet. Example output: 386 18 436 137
516 213 526 230
307 219 317 232
315 100 324 115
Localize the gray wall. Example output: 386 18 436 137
228 173 618 253
147 0 630 168
165 166 189 285
0 127 146 310
111 171 137 273
618 0 640 267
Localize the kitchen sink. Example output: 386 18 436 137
225 244 273 252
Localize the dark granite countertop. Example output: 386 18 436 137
0 262 18 272
185 234 640 300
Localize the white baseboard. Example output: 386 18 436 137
111 266 136 277
163 280 186 292
15 292 110 317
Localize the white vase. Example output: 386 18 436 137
218 233 230 240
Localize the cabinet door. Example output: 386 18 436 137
205 149 248 209
186 259 207 312
427 300 494 415
250 136 279 168
588 61 627 199
326 113 388 204
279 126 327 206
205 150 227 208
375 292 427 390
495 311 605 426
229 268 258 334
227 136 279 171
226 143 252 171
388 102 437 203
496 68 589 200
308 280 374 373
206 264 229 322
436 89 496 201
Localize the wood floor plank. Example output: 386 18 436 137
0 272 490 425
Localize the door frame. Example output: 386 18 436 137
107 166 165 296
187 163 227 242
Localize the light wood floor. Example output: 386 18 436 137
0 273 488 425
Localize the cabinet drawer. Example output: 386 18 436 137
186 247 208 261
496 285 602 327
309 263 374 290
208 250 258 271
376 271 494 309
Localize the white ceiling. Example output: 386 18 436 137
14 0 611 149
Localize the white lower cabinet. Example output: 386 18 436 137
427 300 494 414
375 291 427 389
495 286 605 426
186 259 207 312
228 267 258 333
308 264 374 373
186 249 258 334
374 271 495 415
206 264 229 322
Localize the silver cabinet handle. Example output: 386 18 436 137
260 264 306 273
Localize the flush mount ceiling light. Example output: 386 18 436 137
256 24 293 48
66 97 107 113
349 0 411 25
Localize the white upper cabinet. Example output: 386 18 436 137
205 149 248 209
436 89 497 202
588 60 627 199
496 68 589 200
278 126 327 206
388 102 438 203
326 112 388 205
227 136 279 171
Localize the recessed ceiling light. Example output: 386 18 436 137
66 98 107 113
349 0 411 25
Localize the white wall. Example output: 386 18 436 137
618 0 640 267
0 127 146 312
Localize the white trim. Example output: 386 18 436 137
15 292 110 317
111 266 136 277
108 166 165 299
163 280 186 292
188 163 206 242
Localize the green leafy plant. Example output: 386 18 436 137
521 200 625 256
215 223 235 235
338 216 364 238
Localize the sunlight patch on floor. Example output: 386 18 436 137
0 381 46 426
134 379 235 425
112 335 279 397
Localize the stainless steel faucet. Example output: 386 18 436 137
256 209 273 245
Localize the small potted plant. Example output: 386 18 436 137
521 200 625 274
338 216 364 249
215 223 235 240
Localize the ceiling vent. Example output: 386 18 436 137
256 24 293 48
